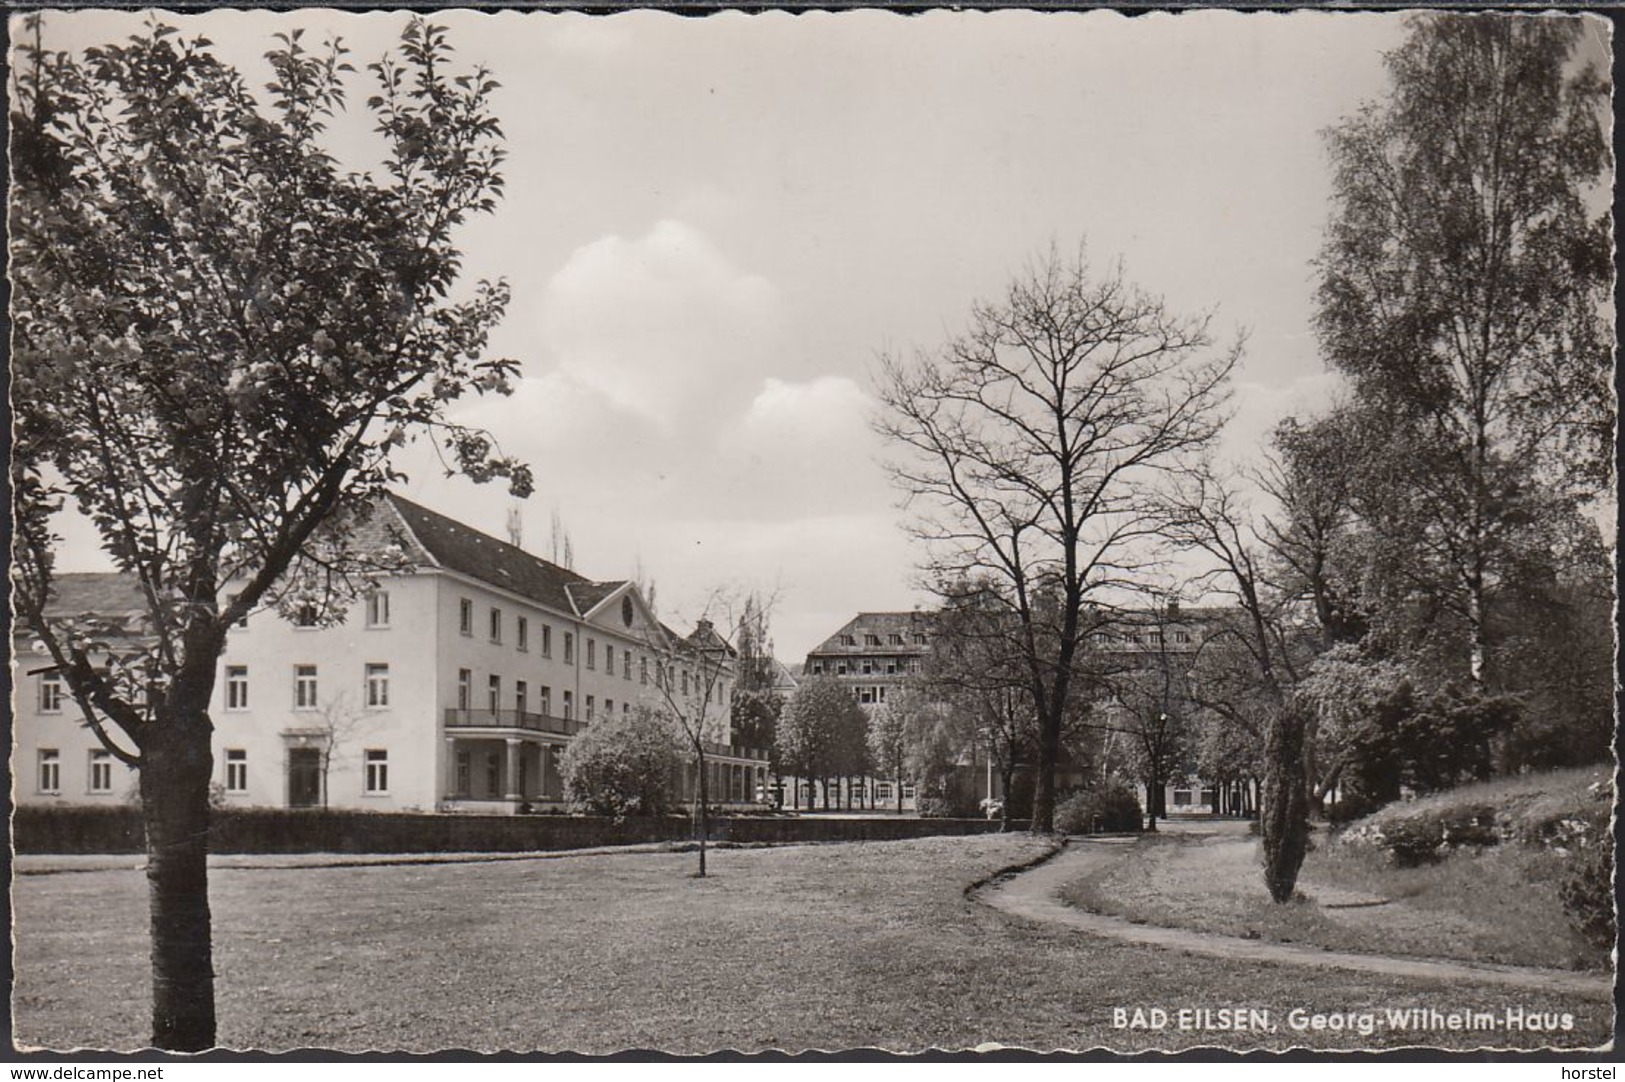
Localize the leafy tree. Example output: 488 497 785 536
875 245 1237 832
561 705 684 818
777 676 864 810
9 17 525 1049
1315 13 1612 685
865 700 910 814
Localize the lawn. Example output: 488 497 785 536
12 836 1613 1053
1059 829 1608 973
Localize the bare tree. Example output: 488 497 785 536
643 592 764 877
309 693 372 810
875 245 1237 832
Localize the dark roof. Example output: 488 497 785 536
385 493 624 618
41 572 147 617
807 611 935 656
565 581 622 615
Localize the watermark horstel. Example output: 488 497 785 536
1112 1006 1578 1037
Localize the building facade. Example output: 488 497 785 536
12 494 769 814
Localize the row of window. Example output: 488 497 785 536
457 598 640 679
837 632 929 647
1090 629 1193 646
453 669 636 723
250 589 393 630
35 748 114 794
807 657 924 678
33 747 390 797
221 663 391 711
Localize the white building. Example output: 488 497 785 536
12 494 768 814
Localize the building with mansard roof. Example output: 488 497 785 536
12 493 768 814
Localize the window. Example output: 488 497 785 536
516 680 529 716
860 660 873 675
586 639 597 670
864 634 881 646
225 749 247 793
885 658 898 675
859 687 876 704
564 633 574 664
876 781 894 801
1173 629 1192 644
1148 630 1163 646
836 662 848 676
455 751 471 796
517 616 529 652
585 695 595 721
487 674 501 713
562 690 574 720
38 673 63 714
38 750 60 794
623 649 633 680
622 702 630 717
366 590 391 628
541 624 553 657
811 661 824 675
365 663 390 708
681 670 689 696
458 668 472 711
365 749 389 794
294 603 319 628
840 634 856 646
294 664 319 710
605 645 614 676
888 633 903 645
230 592 249 628
605 697 614 716
1173 789 1193 807
901 784 917 801
226 666 249 710
540 686 552 717
459 598 473 636
640 656 649 685
88 749 113 794
911 633 927 646
489 607 503 644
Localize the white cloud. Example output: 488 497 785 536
538 220 782 432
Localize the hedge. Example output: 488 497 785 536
14 805 1029 855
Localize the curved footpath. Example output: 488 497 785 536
975 837 1613 1000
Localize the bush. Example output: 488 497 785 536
1558 810 1615 950
560 706 684 818
1054 780 1143 834
915 795 956 819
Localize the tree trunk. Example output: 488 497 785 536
1261 709 1311 903
141 720 217 1051
1031 706 1061 834
695 748 708 877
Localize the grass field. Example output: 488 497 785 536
1060 827 1608 973
12 836 1612 1053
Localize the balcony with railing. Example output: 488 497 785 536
443 708 587 738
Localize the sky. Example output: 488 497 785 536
29 9 1464 660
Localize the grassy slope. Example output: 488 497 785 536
1062 767 1613 974
12 836 1612 1053
1062 833 1607 972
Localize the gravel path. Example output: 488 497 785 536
976 838 1614 1000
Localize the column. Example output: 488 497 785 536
444 737 458 800
505 738 522 801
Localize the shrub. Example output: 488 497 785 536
1558 810 1615 950
1054 780 1143 834
561 706 684 818
915 795 956 819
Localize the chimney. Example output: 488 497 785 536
1167 597 1180 618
